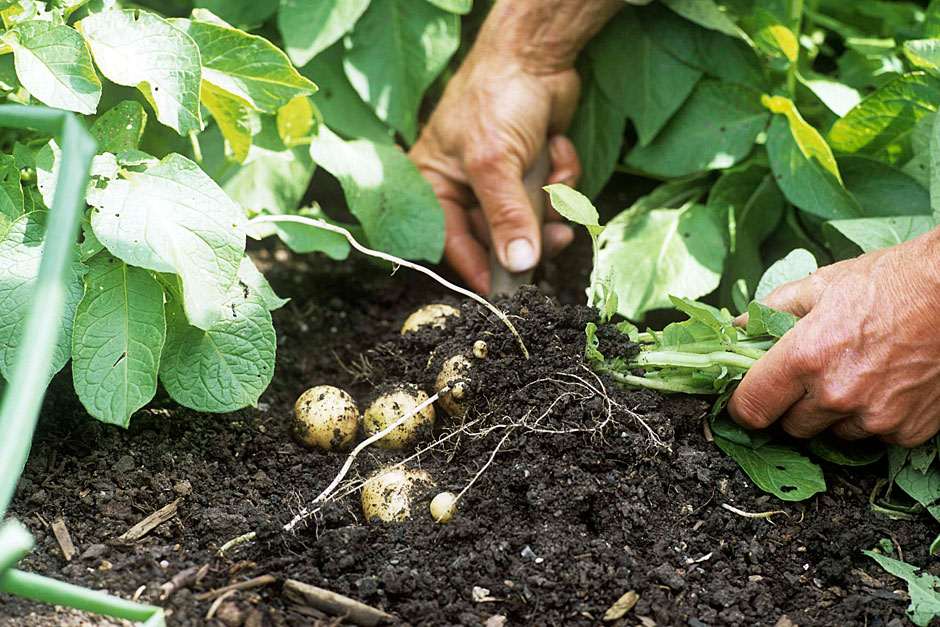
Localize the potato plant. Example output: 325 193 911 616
0 0 466 428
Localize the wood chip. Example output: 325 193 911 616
51 517 76 561
283 578 394 626
603 590 639 621
118 499 181 543
484 616 507 627
195 574 277 601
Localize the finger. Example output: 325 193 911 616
441 198 490 294
728 334 806 430
468 208 490 246
762 276 818 317
546 135 581 188
779 395 846 439
543 222 574 259
830 416 871 441
468 157 542 273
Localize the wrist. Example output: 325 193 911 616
474 0 623 75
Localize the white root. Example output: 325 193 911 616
250 214 529 359
283 387 447 532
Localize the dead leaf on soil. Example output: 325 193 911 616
603 590 639 621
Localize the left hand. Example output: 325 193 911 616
728 230 940 447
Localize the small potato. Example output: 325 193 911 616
430 491 458 523
472 340 488 359
293 385 359 451
363 385 435 449
401 304 460 335
362 467 434 522
435 355 472 417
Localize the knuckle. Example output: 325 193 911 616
487 204 532 232
861 413 898 436
466 145 508 173
814 383 856 414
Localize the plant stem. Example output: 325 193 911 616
250 214 529 359
633 350 756 371
601 369 713 395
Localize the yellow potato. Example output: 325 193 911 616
429 491 458 523
361 468 434 522
435 355 472 417
363 385 435 449
400 304 460 335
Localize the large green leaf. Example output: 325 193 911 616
78 9 202 135
825 216 937 255
278 0 370 68
193 0 277 27
89 100 147 153
765 115 862 220
661 0 747 40
87 153 246 331
173 13 316 113
568 64 625 199
343 0 459 143
864 551 940 627
303 44 394 145
309 126 444 261
199 80 259 163
625 80 767 177
425 0 471 14
71 253 166 427
828 73 940 164
0 212 85 382
0 154 24 221
839 155 931 217
714 436 827 501
754 248 817 302
159 281 275 413
595 202 726 320
617 7 702 145
2 20 101 114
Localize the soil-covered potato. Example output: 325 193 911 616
435 354 472 417
361 467 435 522
363 385 435 449
400 303 460 335
293 385 360 451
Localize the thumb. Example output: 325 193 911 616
467 154 542 273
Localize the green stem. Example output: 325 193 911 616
604 370 713 395
633 350 756 371
0 570 163 625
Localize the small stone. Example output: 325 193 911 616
173 480 193 496
81 544 108 560
484 616 507 627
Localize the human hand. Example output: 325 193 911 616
728 231 940 447
409 44 582 294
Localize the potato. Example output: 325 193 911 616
363 385 435 449
401 304 460 335
435 354 472 417
429 491 458 523
472 340 488 359
361 467 434 522
293 385 359 451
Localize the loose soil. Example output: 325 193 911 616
2 175 937 627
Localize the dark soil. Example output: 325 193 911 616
2 174 937 627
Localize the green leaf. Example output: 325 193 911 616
87 153 246 331
837 38 904 91
828 73 940 164
258 206 350 260
596 201 726 320
903 39 940 73
746 301 796 338
277 0 369 67
193 0 277 27
911 442 937 474
617 6 703 145
661 0 748 41
824 216 937 254
173 14 317 113
625 79 768 177
343 0 459 143
276 94 317 147
765 114 862 220
755 248 817 302
78 9 202 135
568 66 626 199
714 436 827 501
309 126 444 261
201 118 315 217
89 100 147 153
669 296 736 342
0 211 85 382
0 154 24 221
894 462 940 522
2 20 101 114
543 184 600 229
237 255 287 311
807 433 884 466
425 0 471 14
71 253 166 427
864 551 940 627
303 44 394 145
710 414 772 448
200 80 259 163
799 74 861 117
839 155 931 217
159 281 275 413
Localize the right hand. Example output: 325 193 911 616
409 51 582 294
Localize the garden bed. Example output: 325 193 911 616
1 185 936 627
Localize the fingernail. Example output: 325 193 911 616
505 238 536 272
